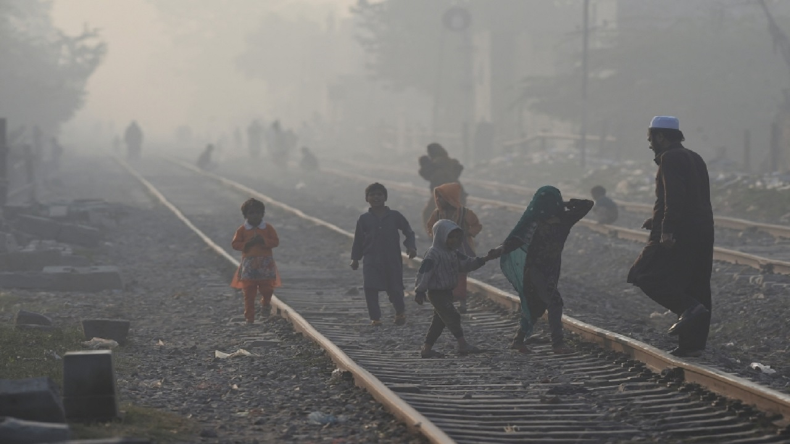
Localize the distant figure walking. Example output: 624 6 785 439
247 120 264 158
627 116 714 358
50 137 64 170
268 121 296 167
590 186 618 224
124 121 143 160
196 144 215 171
418 143 464 227
299 146 319 172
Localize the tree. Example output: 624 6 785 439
0 0 106 136
520 5 790 162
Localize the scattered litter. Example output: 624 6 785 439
307 411 344 425
649 310 671 319
49 350 61 360
750 362 777 375
724 342 736 348
156 339 165 346
81 337 119 349
214 349 256 359
503 424 519 433
330 368 351 383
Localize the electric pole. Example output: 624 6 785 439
580 0 590 168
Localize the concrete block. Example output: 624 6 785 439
13 215 101 248
0 250 62 271
0 271 56 290
15 216 60 240
43 266 123 292
14 310 52 326
0 378 66 423
0 416 70 444
2 204 38 219
62 351 119 422
56 224 101 249
82 319 130 345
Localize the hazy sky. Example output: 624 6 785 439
51 0 355 143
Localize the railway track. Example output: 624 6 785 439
335 159 790 240
113 155 790 443
322 161 790 275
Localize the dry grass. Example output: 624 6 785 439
71 404 198 442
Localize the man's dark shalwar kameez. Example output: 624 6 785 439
627 142 714 351
351 207 416 320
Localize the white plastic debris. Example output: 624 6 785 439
749 362 777 375
307 411 344 425
81 337 119 349
214 349 255 359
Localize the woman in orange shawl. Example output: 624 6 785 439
426 182 482 313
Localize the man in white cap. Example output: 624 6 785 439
627 116 714 358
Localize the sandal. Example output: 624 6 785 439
511 343 531 354
420 349 444 359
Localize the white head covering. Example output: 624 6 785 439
649 116 680 130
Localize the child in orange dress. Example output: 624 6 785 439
426 182 482 313
231 198 281 324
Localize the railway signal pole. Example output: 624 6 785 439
580 0 590 168
0 118 7 208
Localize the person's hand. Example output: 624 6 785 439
350 260 359 270
415 292 426 305
485 247 503 261
407 248 417 259
660 233 675 249
641 218 653 230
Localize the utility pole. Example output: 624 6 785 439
580 0 590 168
743 129 751 173
0 118 6 207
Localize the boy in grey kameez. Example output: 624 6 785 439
351 183 417 326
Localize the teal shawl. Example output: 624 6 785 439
500 186 564 334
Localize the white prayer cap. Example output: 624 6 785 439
649 116 680 130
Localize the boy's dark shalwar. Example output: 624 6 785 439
351 207 416 320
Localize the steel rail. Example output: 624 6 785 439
115 157 455 444
324 166 790 275
337 159 790 239
168 157 790 423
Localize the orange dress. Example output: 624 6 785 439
426 182 482 255
230 222 281 289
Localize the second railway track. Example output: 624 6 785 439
117 156 790 443
322 160 790 275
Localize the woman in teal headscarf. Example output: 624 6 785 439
491 186 593 354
